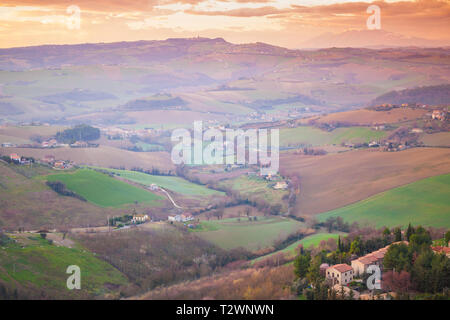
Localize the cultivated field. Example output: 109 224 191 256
0 125 65 141
218 175 289 211
280 147 450 216
280 126 387 147
419 132 450 147
192 216 305 251
303 108 427 126
97 167 225 197
42 169 164 208
317 174 450 228
0 145 175 171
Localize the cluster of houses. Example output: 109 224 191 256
41 138 60 148
431 109 447 121
323 241 409 287
8 153 33 165
168 213 194 223
40 155 72 169
321 241 450 297
431 245 450 258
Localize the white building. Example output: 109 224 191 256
132 214 149 223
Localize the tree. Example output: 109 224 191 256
294 251 311 279
306 256 322 285
394 227 402 242
56 124 100 144
406 223 414 241
270 204 282 216
383 243 412 272
382 270 411 293
349 237 361 255
409 226 432 248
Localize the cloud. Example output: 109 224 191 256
0 0 449 48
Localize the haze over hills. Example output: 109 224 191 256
0 37 449 125
301 30 449 49
371 84 450 106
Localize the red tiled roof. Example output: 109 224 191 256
330 264 353 273
431 246 450 254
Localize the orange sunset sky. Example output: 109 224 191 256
0 0 449 48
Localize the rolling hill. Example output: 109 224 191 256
317 173 450 228
1 39 449 125
281 147 450 216
371 84 450 106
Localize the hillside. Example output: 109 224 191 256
281 147 450 216
371 84 450 106
317 174 450 228
0 162 120 230
1 40 449 125
42 169 164 208
0 233 128 299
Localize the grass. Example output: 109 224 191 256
0 234 128 299
135 142 165 152
0 162 124 229
192 216 305 251
219 175 289 210
280 126 387 147
317 174 450 228
252 232 342 263
96 167 224 197
41 169 163 208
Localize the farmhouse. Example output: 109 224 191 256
168 214 194 222
42 139 57 148
351 241 409 276
326 264 354 286
168 214 182 222
431 246 450 258
53 161 68 169
9 153 32 165
132 214 149 223
431 110 446 121
9 153 21 162
149 183 158 191
1 142 14 147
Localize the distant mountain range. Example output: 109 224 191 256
301 30 448 49
0 37 449 124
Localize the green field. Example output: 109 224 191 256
135 142 165 152
192 216 305 251
96 167 224 197
317 174 450 228
0 235 128 299
42 169 163 208
218 175 288 211
280 126 387 147
252 232 342 263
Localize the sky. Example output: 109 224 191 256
0 0 449 48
